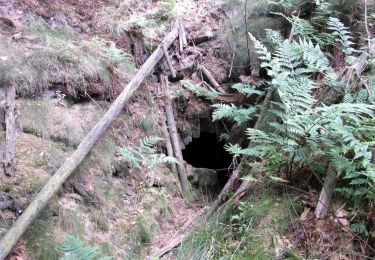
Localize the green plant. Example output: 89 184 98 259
180 80 219 100
217 17 375 204
121 136 179 171
59 235 113 260
177 191 293 259
349 223 369 236
24 211 59 260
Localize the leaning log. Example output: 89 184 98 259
162 44 177 78
205 162 243 220
161 116 177 174
2 84 18 176
163 82 189 195
0 23 180 259
315 163 337 219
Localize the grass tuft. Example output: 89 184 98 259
177 190 295 259
0 18 135 98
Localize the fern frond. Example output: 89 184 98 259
150 154 180 169
59 235 113 260
248 33 272 67
106 42 133 65
327 17 356 63
140 136 164 149
350 223 369 236
122 136 179 171
212 104 257 125
231 83 264 97
265 29 284 47
121 147 142 169
225 143 261 158
181 80 219 100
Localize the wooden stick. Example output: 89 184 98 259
180 21 187 46
3 84 18 176
163 80 189 195
161 117 177 174
315 163 337 219
154 208 204 258
205 162 243 220
200 65 226 94
162 44 177 78
157 234 186 258
178 20 187 52
0 23 180 260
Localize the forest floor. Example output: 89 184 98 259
1 0 373 259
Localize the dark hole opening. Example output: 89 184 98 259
168 73 184 82
182 132 232 189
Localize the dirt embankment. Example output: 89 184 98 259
0 0 232 258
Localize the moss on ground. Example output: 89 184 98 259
24 210 59 260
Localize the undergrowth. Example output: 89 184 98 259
178 187 297 259
0 18 135 98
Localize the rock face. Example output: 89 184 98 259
186 164 218 193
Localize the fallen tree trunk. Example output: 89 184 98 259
163 77 189 195
0 23 180 260
2 84 18 176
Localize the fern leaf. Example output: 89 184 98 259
327 17 356 63
231 83 264 97
181 80 219 100
59 236 113 260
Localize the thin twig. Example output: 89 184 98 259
244 0 251 68
364 0 372 49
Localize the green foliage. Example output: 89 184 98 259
106 42 134 65
212 104 257 125
181 80 219 100
59 235 113 260
223 18 375 202
349 223 369 236
177 191 294 259
232 83 264 97
121 136 179 171
25 211 59 260
268 0 309 11
327 17 356 63
211 83 263 126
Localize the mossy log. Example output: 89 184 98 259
0 23 180 259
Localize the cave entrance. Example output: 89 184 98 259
182 130 233 189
